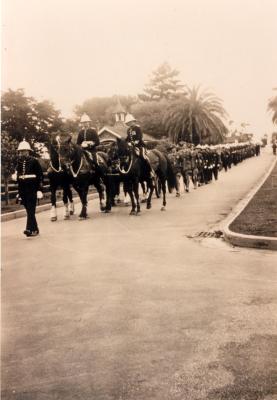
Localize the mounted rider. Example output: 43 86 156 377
125 114 155 178
77 113 100 166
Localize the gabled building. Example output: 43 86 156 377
98 98 154 143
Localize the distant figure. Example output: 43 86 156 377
13 140 44 237
77 113 100 164
273 141 277 156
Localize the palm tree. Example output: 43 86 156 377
163 86 228 144
268 94 277 125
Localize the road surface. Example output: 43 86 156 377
2 148 277 400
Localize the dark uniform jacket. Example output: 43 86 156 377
16 157 44 198
77 128 100 149
126 124 145 147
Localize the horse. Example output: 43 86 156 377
106 139 149 214
108 139 176 213
147 148 176 210
44 136 75 221
57 133 109 220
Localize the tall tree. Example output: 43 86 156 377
1 132 19 204
163 87 228 144
268 94 277 125
1 89 63 143
140 62 185 101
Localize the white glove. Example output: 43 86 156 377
11 172 17 181
81 141 88 148
37 191 43 199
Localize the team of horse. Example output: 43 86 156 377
44 132 177 220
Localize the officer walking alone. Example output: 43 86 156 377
13 140 44 237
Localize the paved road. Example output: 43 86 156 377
2 148 277 400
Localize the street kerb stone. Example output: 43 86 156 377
222 157 277 251
1 193 98 223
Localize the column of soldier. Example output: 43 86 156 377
13 112 261 237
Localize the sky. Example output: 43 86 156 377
2 0 277 138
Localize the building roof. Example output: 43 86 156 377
111 98 127 114
98 124 155 142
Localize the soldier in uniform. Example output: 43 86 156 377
125 114 155 177
77 113 100 165
13 140 44 237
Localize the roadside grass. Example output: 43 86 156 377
230 160 277 237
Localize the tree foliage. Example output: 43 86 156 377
1 132 19 179
74 95 137 127
131 100 169 139
140 62 185 101
163 86 228 144
268 95 277 125
1 89 63 143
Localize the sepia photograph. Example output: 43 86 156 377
1 0 277 399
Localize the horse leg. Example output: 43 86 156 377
160 179 167 211
62 186 70 220
124 189 130 206
94 179 106 212
50 185 58 221
124 181 135 215
134 180 140 214
175 173 181 197
104 176 112 213
75 186 88 220
146 177 154 209
141 181 147 203
66 185 75 215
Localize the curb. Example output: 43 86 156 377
222 156 277 250
1 193 98 222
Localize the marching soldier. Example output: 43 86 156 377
77 113 100 165
13 140 44 237
125 114 155 177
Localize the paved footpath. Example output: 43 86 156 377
2 148 277 400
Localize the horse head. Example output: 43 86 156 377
57 132 77 169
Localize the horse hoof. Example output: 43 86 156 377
51 217 57 222
78 215 87 220
64 215 70 220
70 211 74 215
185 189 189 193
130 210 136 215
176 193 180 197
104 209 111 213
146 204 151 210
141 199 147 203
136 211 141 215
160 206 166 211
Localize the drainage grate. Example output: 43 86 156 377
187 230 224 239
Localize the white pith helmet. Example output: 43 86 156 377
125 113 136 125
80 113 91 123
17 140 31 151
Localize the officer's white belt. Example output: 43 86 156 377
18 174 36 179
